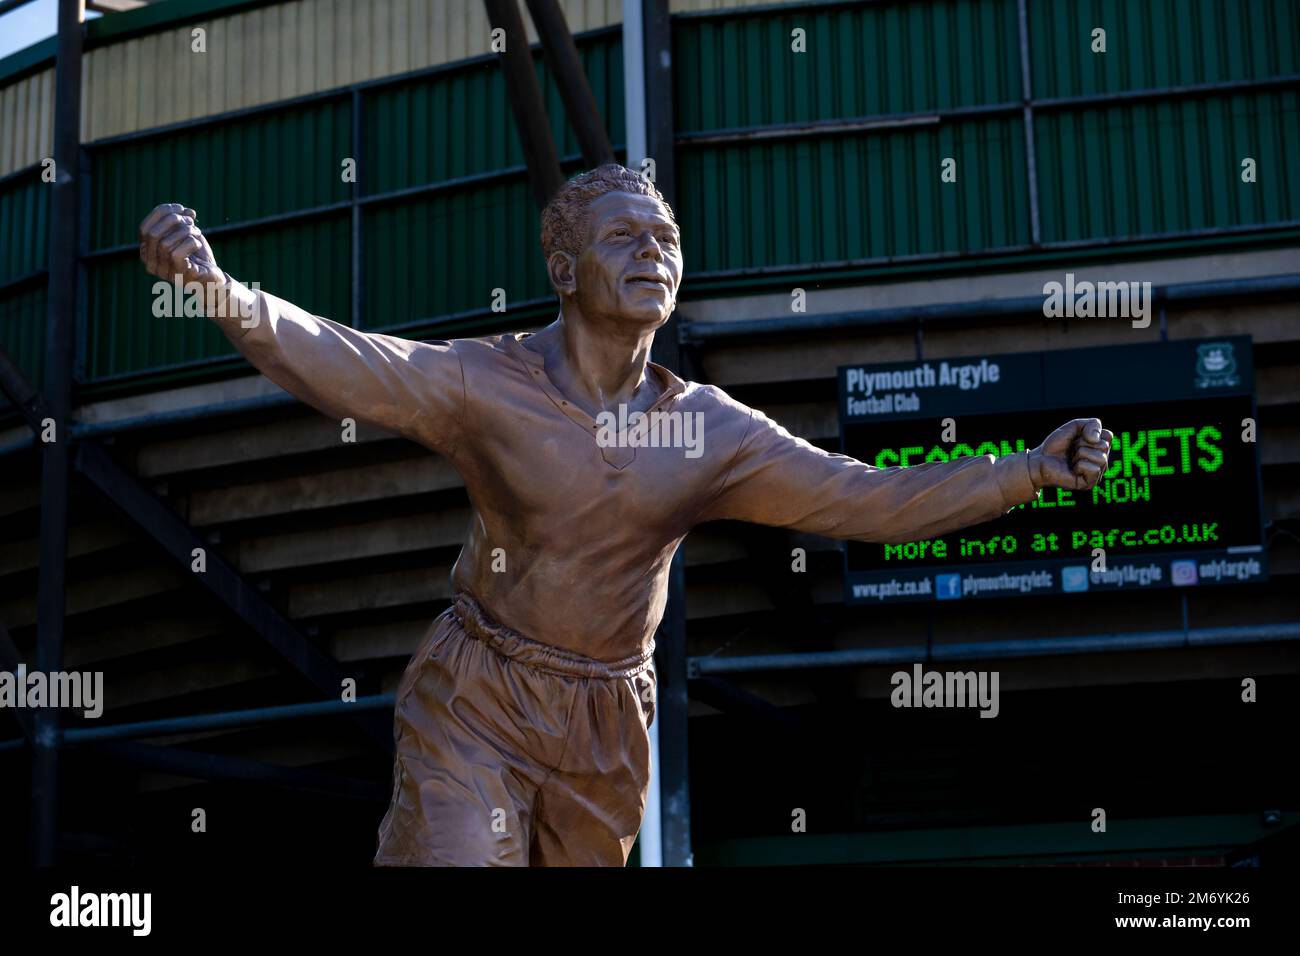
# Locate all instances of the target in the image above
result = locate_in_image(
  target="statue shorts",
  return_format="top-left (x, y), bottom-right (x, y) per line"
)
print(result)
top-left (373, 592), bottom-right (657, 866)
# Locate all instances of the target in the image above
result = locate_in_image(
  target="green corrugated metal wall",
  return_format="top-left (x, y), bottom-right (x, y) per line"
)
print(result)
top-left (0, 168), bottom-right (48, 401)
top-left (90, 98), bottom-right (353, 249)
top-left (673, 0), bottom-right (1021, 131)
top-left (362, 35), bottom-right (622, 331)
top-left (674, 0), bottom-right (1025, 272)
top-left (86, 215), bottom-right (352, 380)
top-left (0, 285), bottom-right (46, 397)
top-left (678, 117), bottom-right (1030, 271)
top-left (1036, 90), bottom-right (1300, 242)
top-left (72, 29), bottom-right (622, 379)
top-left (0, 170), bottom-right (48, 280)
top-left (0, 1), bottom-right (1296, 393)
top-left (365, 182), bottom-right (545, 328)
top-left (364, 38), bottom-right (623, 194)
top-left (84, 97), bottom-right (354, 379)
top-left (673, 0), bottom-right (1300, 274)
top-left (1030, 0), bottom-right (1299, 98)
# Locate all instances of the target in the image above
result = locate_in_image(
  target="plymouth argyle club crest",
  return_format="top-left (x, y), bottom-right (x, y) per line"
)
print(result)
top-left (1195, 342), bottom-right (1240, 389)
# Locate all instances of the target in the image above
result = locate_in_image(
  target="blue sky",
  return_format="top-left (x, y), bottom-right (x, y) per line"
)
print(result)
top-left (0, 0), bottom-right (103, 61)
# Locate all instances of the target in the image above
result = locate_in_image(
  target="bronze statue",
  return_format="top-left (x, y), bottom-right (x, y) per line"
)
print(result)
top-left (138, 165), bottom-right (1113, 866)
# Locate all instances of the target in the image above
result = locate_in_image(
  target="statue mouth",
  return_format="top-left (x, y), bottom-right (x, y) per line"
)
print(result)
top-left (625, 273), bottom-right (670, 289)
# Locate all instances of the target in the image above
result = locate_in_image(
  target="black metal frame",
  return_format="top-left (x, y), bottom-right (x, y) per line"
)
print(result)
top-left (0, 342), bottom-right (397, 853)
top-left (690, 623), bottom-right (1300, 677)
top-left (29, 0), bottom-right (82, 869)
top-left (484, 0), bottom-right (565, 207)
top-left (526, 0), bottom-right (615, 168)
top-left (679, 271), bottom-right (1300, 342)
top-left (0, 693), bottom-right (395, 750)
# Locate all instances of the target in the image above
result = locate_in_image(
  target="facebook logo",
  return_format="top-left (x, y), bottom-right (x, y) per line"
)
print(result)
top-left (935, 573), bottom-right (962, 600)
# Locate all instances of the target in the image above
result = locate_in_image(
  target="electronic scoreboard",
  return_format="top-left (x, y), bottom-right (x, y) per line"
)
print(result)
top-left (838, 337), bottom-right (1266, 604)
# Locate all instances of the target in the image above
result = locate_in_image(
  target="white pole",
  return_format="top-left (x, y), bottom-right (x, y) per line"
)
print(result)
top-left (641, 704), bottom-right (663, 867)
top-left (623, 0), bottom-right (648, 172)
top-left (622, 0), bottom-right (662, 869)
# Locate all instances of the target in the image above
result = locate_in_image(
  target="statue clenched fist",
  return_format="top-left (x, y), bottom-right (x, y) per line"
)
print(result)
top-left (1028, 417), bottom-right (1114, 493)
top-left (138, 203), bottom-right (223, 288)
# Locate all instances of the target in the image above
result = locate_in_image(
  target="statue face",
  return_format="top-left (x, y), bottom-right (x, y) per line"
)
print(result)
top-left (571, 191), bottom-right (682, 328)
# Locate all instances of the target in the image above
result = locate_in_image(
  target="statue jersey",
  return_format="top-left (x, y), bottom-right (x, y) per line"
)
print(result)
top-left (214, 278), bottom-right (1039, 663)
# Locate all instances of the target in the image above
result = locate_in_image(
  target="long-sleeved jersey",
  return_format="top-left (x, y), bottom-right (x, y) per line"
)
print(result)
top-left (213, 277), bottom-right (1040, 661)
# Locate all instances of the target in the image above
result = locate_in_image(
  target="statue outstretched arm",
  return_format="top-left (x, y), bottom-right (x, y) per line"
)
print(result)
top-left (138, 203), bottom-right (466, 456)
top-left (695, 405), bottom-right (1041, 543)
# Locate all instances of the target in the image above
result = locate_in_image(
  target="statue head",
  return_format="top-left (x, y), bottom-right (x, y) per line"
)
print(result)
top-left (541, 164), bottom-right (682, 329)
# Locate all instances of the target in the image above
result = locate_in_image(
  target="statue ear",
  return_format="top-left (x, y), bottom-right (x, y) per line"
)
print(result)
top-left (547, 251), bottom-right (577, 296)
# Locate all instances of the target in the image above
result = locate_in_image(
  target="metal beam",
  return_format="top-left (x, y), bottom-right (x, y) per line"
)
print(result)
top-left (688, 675), bottom-right (800, 732)
top-left (680, 272), bottom-right (1300, 342)
top-left (72, 441), bottom-right (393, 754)
top-left (641, 0), bottom-right (676, 206)
top-left (0, 623), bottom-right (36, 744)
top-left (0, 344), bottom-right (47, 428)
top-left (677, 112), bottom-right (949, 146)
top-left (1031, 72), bottom-right (1300, 112)
top-left (83, 147), bottom-right (620, 261)
top-left (662, 68), bottom-right (1300, 153)
top-left (0, 268), bottom-right (47, 298)
top-left (525, 0), bottom-right (614, 167)
top-left (699, 812), bottom-right (1294, 867)
top-left (691, 621), bottom-right (1300, 676)
top-left (350, 87), bottom-right (364, 329)
top-left (66, 694), bottom-right (393, 746)
top-left (93, 741), bottom-right (387, 802)
top-left (1016, 0), bottom-right (1041, 245)
top-left (31, 0), bottom-right (85, 869)
top-left (681, 218), bottom-right (1300, 286)
top-left (69, 391), bottom-right (300, 438)
top-left (1, 346), bottom-right (392, 755)
top-left (483, 0), bottom-right (564, 208)
top-left (729, 523), bottom-right (856, 716)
